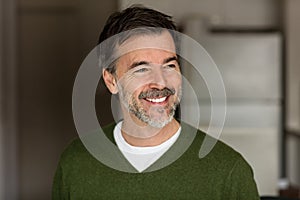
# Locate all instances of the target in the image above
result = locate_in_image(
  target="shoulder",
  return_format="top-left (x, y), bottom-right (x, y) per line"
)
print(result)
top-left (58, 123), bottom-right (116, 168)
top-left (181, 121), bottom-right (251, 170)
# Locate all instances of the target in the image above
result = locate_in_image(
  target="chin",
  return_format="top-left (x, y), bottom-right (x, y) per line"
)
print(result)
top-left (140, 108), bottom-right (175, 129)
top-left (146, 118), bottom-right (173, 129)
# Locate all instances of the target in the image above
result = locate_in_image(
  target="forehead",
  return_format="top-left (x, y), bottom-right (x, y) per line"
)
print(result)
top-left (116, 30), bottom-right (176, 58)
top-left (117, 48), bottom-right (177, 67)
top-left (114, 31), bottom-right (177, 75)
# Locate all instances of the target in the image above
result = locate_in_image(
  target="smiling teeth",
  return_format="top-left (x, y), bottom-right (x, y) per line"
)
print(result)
top-left (146, 97), bottom-right (167, 103)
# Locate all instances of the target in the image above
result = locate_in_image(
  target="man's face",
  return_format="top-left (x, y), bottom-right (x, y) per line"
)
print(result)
top-left (114, 31), bottom-right (182, 128)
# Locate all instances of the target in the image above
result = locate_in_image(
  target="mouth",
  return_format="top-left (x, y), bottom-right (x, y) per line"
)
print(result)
top-left (144, 96), bottom-right (169, 104)
top-left (137, 88), bottom-right (176, 108)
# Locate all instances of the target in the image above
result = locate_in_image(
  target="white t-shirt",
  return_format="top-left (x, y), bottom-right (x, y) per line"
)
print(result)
top-left (113, 121), bottom-right (181, 172)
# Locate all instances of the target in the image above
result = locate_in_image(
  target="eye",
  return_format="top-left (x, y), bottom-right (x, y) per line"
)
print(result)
top-left (167, 64), bottom-right (176, 68)
top-left (164, 63), bottom-right (177, 69)
top-left (134, 67), bottom-right (149, 73)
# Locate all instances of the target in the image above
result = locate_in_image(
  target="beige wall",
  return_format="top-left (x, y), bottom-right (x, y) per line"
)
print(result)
top-left (18, 0), bottom-right (117, 199)
top-left (285, 0), bottom-right (300, 186)
top-left (285, 0), bottom-right (300, 131)
top-left (119, 0), bottom-right (280, 28)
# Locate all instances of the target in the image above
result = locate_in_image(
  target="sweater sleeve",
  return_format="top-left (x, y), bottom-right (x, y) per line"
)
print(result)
top-left (52, 163), bottom-right (69, 200)
top-left (223, 157), bottom-right (260, 200)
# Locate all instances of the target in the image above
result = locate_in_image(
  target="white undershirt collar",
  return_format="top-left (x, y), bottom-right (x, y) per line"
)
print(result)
top-left (114, 121), bottom-right (181, 172)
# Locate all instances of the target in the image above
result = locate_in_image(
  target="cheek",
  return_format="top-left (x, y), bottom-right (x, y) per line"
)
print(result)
top-left (121, 85), bottom-right (143, 102)
top-left (169, 74), bottom-right (182, 91)
top-left (120, 79), bottom-right (150, 98)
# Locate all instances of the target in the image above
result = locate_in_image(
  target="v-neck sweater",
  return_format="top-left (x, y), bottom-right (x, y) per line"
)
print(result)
top-left (52, 122), bottom-right (260, 200)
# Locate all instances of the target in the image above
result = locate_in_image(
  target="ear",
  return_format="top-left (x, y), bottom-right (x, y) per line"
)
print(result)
top-left (102, 69), bottom-right (119, 94)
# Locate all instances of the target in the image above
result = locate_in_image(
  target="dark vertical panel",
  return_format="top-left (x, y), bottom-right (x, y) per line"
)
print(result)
top-left (19, 10), bottom-right (81, 199)
top-left (18, 1), bottom-right (118, 199)
top-left (1, 0), bottom-right (19, 199)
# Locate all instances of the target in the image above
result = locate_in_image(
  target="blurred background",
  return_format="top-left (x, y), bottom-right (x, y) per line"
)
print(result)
top-left (0, 0), bottom-right (300, 199)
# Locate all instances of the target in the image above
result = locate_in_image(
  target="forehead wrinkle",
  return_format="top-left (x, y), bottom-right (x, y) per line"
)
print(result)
top-left (129, 49), bottom-right (176, 65)
top-left (116, 31), bottom-right (176, 59)
top-left (115, 48), bottom-right (177, 79)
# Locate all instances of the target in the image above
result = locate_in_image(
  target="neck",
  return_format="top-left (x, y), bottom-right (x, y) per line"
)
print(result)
top-left (121, 118), bottom-right (180, 147)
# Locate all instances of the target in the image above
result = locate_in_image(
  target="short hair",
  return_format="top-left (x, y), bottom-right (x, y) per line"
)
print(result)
top-left (98, 5), bottom-right (178, 74)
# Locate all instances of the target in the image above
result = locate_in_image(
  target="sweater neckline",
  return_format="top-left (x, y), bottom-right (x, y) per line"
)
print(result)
top-left (104, 120), bottom-right (199, 173)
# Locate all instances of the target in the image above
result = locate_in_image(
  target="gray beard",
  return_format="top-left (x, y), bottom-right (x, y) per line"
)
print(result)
top-left (128, 97), bottom-right (176, 128)
top-left (118, 85), bottom-right (181, 128)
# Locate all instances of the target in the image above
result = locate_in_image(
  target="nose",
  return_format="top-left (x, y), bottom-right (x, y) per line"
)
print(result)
top-left (148, 67), bottom-right (167, 89)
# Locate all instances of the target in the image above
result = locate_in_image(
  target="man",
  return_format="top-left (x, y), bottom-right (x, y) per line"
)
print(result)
top-left (53, 6), bottom-right (260, 199)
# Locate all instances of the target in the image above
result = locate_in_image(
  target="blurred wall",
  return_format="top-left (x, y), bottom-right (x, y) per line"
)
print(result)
top-left (285, 0), bottom-right (300, 131)
top-left (119, 0), bottom-right (280, 28)
top-left (285, 0), bottom-right (300, 186)
top-left (0, 0), bottom-right (4, 196)
top-left (0, 0), bottom-right (4, 197)
top-left (1, 0), bottom-right (18, 199)
top-left (17, 0), bottom-right (117, 199)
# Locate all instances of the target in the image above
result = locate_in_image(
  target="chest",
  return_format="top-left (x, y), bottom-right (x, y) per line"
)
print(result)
top-left (66, 161), bottom-right (226, 200)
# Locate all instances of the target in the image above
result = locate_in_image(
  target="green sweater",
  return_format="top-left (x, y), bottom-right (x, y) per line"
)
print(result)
top-left (52, 122), bottom-right (260, 200)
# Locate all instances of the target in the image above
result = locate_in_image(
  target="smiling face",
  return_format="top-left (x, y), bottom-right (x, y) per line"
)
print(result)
top-left (116, 49), bottom-right (182, 128)
top-left (103, 31), bottom-right (182, 128)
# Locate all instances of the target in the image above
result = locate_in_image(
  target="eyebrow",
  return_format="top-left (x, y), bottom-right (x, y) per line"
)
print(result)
top-left (163, 56), bottom-right (178, 64)
top-left (128, 61), bottom-right (150, 70)
top-left (128, 56), bottom-right (178, 70)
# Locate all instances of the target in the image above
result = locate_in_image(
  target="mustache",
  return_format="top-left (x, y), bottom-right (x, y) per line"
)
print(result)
top-left (138, 88), bottom-right (175, 99)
